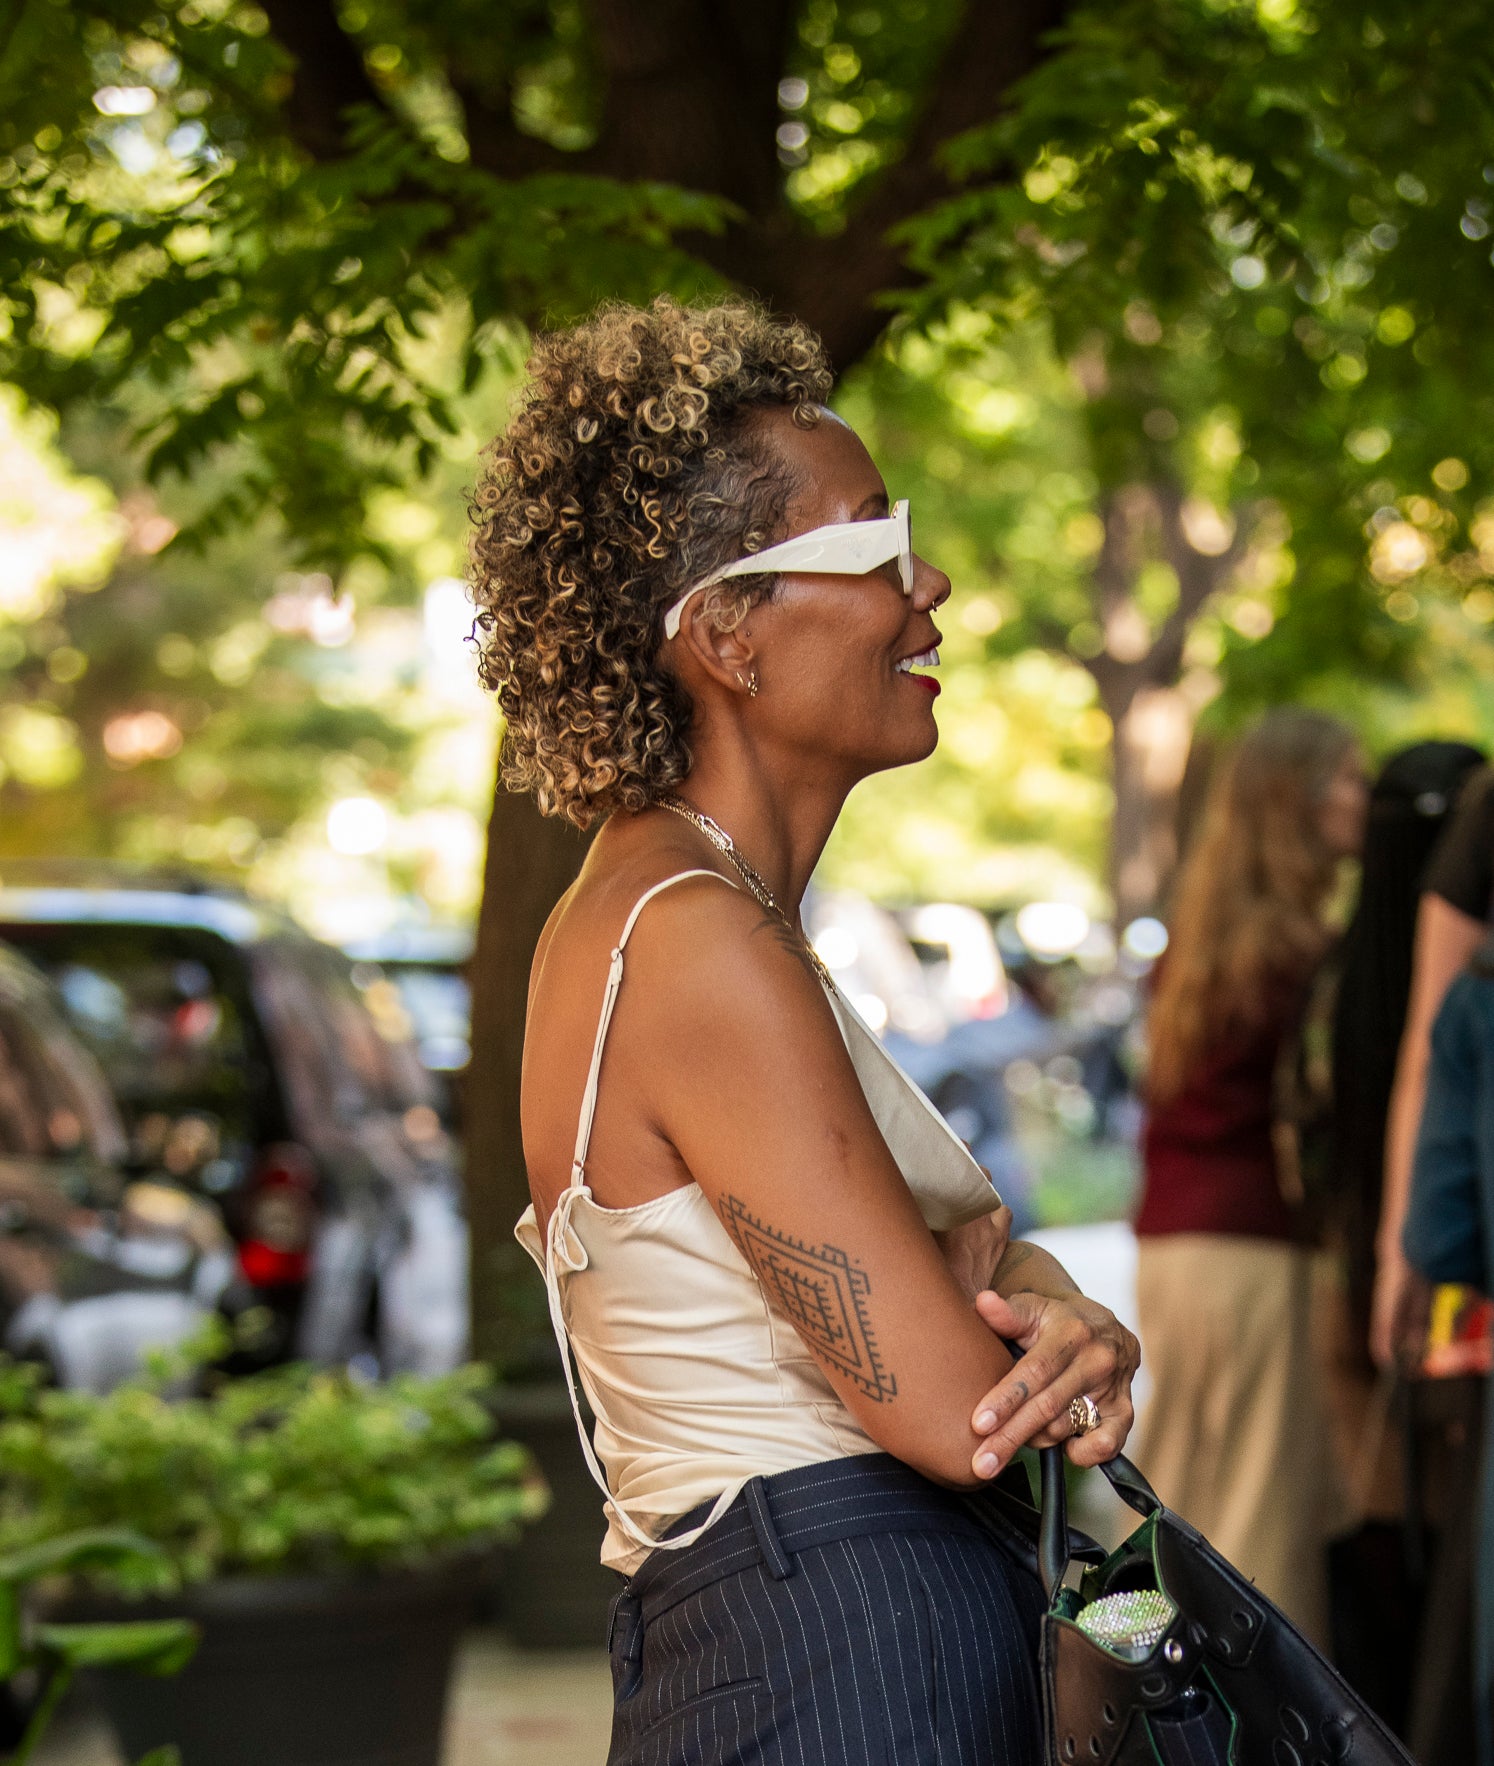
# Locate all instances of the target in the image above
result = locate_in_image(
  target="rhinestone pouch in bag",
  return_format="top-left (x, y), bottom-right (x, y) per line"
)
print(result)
top-left (1034, 1449), bottom-right (1416, 1766)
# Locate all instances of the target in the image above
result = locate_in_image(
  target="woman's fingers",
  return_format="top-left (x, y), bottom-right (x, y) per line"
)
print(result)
top-left (970, 1338), bottom-right (1121, 1474)
top-left (967, 1288), bottom-right (1140, 1479)
top-left (1065, 1388), bottom-right (1135, 1468)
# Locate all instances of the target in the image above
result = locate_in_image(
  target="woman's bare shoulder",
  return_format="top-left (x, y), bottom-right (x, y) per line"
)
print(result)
top-left (527, 828), bottom-right (747, 997)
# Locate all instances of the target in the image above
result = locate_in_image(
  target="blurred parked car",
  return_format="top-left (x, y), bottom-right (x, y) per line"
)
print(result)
top-left (341, 923), bottom-right (473, 1129)
top-left (804, 888), bottom-right (949, 1041)
top-left (779, 886), bottom-right (1141, 1231)
top-left (0, 940), bottom-right (234, 1389)
top-left (0, 883), bottom-right (468, 1375)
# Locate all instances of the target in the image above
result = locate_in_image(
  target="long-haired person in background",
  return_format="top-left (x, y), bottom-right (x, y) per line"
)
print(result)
top-left (1346, 749), bottom-right (1494, 1764)
top-left (469, 298), bottom-right (1139, 1765)
top-left (1326, 741), bottom-right (1486, 1756)
top-left (1132, 709), bottom-right (1368, 1642)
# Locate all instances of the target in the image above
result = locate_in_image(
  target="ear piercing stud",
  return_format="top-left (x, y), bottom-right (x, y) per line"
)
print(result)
top-left (737, 670), bottom-right (759, 698)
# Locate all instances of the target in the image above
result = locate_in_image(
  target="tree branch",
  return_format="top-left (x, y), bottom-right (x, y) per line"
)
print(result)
top-left (447, 67), bottom-right (576, 178)
top-left (1144, 490), bottom-right (1254, 675)
top-left (755, 0), bottom-right (1076, 366)
top-left (258, 0), bottom-right (400, 160)
top-left (583, 0), bottom-right (795, 208)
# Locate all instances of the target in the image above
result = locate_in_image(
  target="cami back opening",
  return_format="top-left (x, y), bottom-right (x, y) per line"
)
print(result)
top-left (514, 869), bottom-right (1002, 1575)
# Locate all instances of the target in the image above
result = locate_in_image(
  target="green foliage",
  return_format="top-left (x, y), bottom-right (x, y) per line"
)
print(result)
top-left (0, 1355), bottom-right (549, 1594)
top-left (903, 0), bottom-right (1494, 722)
top-left (0, 0), bottom-right (727, 569)
top-left (8, 0), bottom-right (1494, 913)
top-left (0, 1520), bottom-right (196, 1765)
top-left (0, 385), bottom-right (505, 919)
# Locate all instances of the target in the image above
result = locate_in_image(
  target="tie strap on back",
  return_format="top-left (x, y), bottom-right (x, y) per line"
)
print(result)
top-left (567, 869), bottom-right (733, 1190)
top-left (542, 867), bottom-right (742, 1558)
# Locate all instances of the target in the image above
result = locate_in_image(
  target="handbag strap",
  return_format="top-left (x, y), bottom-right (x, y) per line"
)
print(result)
top-left (1037, 1447), bottom-right (1163, 1605)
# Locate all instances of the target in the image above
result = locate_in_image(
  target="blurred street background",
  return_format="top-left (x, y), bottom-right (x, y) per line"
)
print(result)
top-left (2, 0), bottom-right (1494, 1760)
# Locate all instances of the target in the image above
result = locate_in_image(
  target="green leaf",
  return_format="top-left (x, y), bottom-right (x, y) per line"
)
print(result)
top-left (33, 1619), bottom-right (200, 1676)
top-left (0, 1530), bottom-right (169, 1585)
top-left (0, 1581), bottom-right (21, 1679)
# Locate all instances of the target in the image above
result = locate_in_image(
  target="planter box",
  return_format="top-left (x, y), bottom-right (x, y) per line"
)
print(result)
top-left (72, 1561), bottom-right (486, 1766)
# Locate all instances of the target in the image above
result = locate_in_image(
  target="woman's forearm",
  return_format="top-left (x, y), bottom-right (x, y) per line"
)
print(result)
top-left (990, 1238), bottom-right (1081, 1301)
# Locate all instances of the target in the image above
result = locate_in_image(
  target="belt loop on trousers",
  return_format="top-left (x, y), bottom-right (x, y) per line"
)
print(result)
top-left (608, 1586), bottom-right (644, 1663)
top-left (743, 1475), bottom-right (795, 1580)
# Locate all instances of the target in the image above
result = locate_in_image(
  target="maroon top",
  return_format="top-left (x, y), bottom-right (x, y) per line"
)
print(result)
top-left (1135, 973), bottom-right (1305, 1243)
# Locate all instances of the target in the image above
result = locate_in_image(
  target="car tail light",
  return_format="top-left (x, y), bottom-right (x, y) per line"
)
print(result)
top-left (238, 1143), bottom-right (318, 1288)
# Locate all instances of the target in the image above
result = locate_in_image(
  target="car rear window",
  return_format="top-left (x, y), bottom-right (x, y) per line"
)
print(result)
top-left (0, 923), bottom-right (273, 1179)
top-left (250, 939), bottom-right (434, 1127)
top-left (0, 958), bottom-right (125, 1162)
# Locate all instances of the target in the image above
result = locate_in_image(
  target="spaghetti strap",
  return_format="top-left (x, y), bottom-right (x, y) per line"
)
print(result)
top-left (542, 866), bottom-right (743, 1557)
top-left (568, 868), bottom-right (739, 1187)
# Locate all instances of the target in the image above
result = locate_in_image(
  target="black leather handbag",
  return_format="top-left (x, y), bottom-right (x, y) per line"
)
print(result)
top-left (1035, 1447), bottom-right (1417, 1766)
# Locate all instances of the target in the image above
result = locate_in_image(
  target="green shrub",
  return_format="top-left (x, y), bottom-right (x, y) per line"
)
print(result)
top-left (0, 1355), bottom-right (548, 1596)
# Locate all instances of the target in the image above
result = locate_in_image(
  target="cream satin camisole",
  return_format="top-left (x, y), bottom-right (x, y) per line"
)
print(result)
top-left (515, 869), bottom-right (1002, 1575)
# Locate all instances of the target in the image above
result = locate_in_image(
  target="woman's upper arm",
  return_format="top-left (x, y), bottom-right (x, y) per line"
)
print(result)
top-left (1383, 892), bottom-right (1488, 1240)
top-left (1404, 893), bottom-right (1487, 1054)
top-left (637, 887), bottom-right (1013, 1486)
top-left (1405, 984), bottom-right (1489, 1289)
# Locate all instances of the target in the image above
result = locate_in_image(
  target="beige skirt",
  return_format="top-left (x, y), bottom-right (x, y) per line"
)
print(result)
top-left (1131, 1233), bottom-right (1337, 1646)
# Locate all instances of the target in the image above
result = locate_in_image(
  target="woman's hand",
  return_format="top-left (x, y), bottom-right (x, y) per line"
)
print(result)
top-left (966, 1285), bottom-right (1140, 1475)
top-left (1370, 1241), bottom-right (1431, 1372)
top-left (933, 1204), bottom-right (1013, 1303)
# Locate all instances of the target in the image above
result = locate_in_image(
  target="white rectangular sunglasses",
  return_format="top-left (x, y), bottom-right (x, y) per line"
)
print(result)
top-left (663, 500), bottom-right (911, 641)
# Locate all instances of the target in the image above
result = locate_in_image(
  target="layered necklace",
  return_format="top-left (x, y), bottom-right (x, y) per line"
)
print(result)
top-left (657, 795), bottom-right (833, 989)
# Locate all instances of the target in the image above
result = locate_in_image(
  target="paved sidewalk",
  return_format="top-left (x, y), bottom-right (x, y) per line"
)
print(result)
top-left (36, 1630), bottom-right (615, 1766)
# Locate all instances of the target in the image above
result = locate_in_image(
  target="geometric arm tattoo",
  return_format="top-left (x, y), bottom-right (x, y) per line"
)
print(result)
top-left (720, 1195), bottom-right (898, 1403)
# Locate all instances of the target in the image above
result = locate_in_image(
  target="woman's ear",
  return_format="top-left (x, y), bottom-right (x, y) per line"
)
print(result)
top-left (674, 599), bottom-right (758, 697)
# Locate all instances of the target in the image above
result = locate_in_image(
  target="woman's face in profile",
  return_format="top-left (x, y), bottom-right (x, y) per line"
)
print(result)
top-left (737, 406), bottom-right (952, 779)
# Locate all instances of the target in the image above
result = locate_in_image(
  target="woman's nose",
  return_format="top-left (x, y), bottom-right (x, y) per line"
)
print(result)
top-left (912, 555), bottom-right (951, 611)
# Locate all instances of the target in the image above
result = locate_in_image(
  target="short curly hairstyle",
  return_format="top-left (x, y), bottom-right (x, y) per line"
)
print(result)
top-left (468, 296), bottom-right (833, 827)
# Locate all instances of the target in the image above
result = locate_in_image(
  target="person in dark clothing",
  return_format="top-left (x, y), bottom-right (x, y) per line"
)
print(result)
top-left (1335, 743), bottom-right (1487, 1345)
top-left (1377, 764), bottom-right (1494, 1365)
top-left (1324, 741), bottom-right (1486, 1754)
top-left (1404, 934), bottom-right (1494, 1766)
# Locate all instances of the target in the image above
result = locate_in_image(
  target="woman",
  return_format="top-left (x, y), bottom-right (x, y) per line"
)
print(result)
top-left (1325, 742), bottom-right (1485, 1752)
top-left (1132, 709), bottom-right (1368, 1643)
top-left (1404, 926), bottom-right (1494, 1766)
top-left (1357, 749), bottom-right (1493, 1763)
top-left (1335, 743), bottom-right (1486, 1349)
top-left (1374, 763), bottom-right (1494, 1368)
top-left (468, 297), bottom-right (1139, 1764)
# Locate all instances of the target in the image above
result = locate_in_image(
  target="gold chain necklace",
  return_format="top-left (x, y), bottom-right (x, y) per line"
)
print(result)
top-left (657, 795), bottom-right (833, 989)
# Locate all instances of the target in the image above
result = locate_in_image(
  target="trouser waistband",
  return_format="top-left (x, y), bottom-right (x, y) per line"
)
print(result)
top-left (616, 1452), bottom-right (1039, 1636)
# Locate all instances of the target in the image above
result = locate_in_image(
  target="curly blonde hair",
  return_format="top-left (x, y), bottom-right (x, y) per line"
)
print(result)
top-left (468, 297), bottom-right (833, 827)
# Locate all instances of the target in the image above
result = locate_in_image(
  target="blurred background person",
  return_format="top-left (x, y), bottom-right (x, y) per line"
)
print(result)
top-left (1376, 763), bottom-right (1494, 1366)
top-left (1403, 923), bottom-right (1494, 1766)
top-left (1360, 756), bottom-right (1494, 1761)
top-left (1131, 708), bottom-right (1368, 1642)
top-left (1323, 740), bottom-right (1486, 1754)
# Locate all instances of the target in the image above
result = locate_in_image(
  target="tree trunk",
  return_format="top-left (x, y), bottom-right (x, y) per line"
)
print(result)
top-left (1106, 682), bottom-right (1195, 929)
top-left (465, 777), bottom-right (592, 1368)
top-left (1082, 482), bottom-right (1247, 927)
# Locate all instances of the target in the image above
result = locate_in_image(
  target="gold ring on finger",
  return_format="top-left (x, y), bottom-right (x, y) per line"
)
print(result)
top-left (1068, 1394), bottom-right (1101, 1437)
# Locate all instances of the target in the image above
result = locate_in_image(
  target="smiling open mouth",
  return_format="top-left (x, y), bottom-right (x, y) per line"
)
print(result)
top-left (894, 646), bottom-right (941, 695)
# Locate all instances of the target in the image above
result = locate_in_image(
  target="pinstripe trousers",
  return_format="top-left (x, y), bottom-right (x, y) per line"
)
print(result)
top-left (606, 1454), bottom-right (1046, 1765)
